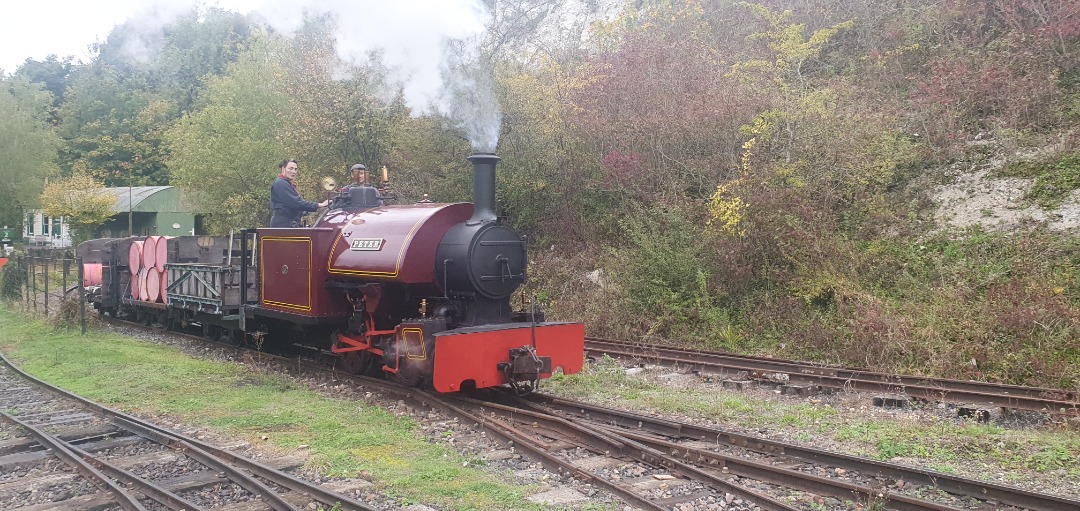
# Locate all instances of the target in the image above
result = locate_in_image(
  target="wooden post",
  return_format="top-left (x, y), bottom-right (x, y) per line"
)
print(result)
top-left (77, 257), bottom-right (86, 334)
top-left (23, 255), bottom-right (29, 308)
top-left (43, 257), bottom-right (49, 315)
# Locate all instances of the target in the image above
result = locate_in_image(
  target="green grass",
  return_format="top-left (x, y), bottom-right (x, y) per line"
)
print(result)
top-left (0, 304), bottom-right (558, 510)
top-left (997, 152), bottom-right (1080, 209)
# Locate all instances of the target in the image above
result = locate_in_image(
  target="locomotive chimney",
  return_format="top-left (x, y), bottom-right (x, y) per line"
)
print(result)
top-left (466, 152), bottom-right (499, 225)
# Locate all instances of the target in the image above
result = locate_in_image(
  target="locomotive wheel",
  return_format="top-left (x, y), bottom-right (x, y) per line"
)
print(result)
top-left (340, 351), bottom-right (378, 375)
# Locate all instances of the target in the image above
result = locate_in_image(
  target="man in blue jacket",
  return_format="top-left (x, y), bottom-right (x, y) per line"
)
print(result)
top-left (270, 159), bottom-right (328, 228)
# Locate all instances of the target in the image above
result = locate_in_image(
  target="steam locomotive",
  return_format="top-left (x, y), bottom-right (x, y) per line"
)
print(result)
top-left (78, 153), bottom-right (584, 393)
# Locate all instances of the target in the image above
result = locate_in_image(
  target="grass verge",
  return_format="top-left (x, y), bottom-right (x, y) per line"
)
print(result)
top-left (0, 304), bottom-right (551, 510)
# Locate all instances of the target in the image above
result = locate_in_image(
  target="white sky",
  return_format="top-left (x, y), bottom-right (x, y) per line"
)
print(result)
top-left (1, 1), bottom-right (253, 73)
top-left (0, 0), bottom-right (488, 109)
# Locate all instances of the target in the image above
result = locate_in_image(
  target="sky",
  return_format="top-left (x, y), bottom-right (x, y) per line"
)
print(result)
top-left (1, 0), bottom-right (489, 110)
top-left (1, 0), bottom-right (255, 73)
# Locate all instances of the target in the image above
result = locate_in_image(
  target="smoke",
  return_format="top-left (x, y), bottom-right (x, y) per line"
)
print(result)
top-left (114, 2), bottom-right (205, 64)
top-left (254, 0), bottom-right (488, 110)
top-left (438, 39), bottom-right (502, 153)
top-left (108, 0), bottom-right (504, 151)
top-left (253, 0), bottom-right (502, 150)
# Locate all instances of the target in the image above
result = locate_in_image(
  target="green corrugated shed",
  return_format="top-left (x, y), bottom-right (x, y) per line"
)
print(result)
top-left (96, 186), bottom-right (203, 238)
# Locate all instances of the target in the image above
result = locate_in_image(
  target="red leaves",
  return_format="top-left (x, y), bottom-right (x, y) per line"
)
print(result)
top-left (600, 150), bottom-right (648, 190)
top-left (907, 0), bottom-right (1074, 145)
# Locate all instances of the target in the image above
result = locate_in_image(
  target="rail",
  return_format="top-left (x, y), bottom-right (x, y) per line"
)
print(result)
top-left (585, 337), bottom-right (1080, 414)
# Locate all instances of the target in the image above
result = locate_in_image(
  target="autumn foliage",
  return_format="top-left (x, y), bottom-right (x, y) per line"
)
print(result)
top-left (5, 0), bottom-right (1080, 388)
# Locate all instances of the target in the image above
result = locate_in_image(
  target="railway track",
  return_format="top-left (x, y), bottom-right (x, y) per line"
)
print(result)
top-left (52, 318), bottom-right (1080, 510)
top-left (584, 337), bottom-right (1080, 415)
top-left (0, 351), bottom-right (377, 511)
top-left (509, 392), bottom-right (1080, 511)
top-left (428, 387), bottom-right (1080, 511)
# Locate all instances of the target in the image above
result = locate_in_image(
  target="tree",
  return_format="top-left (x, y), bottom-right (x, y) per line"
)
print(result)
top-left (278, 18), bottom-right (410, 183)
top-left (40, 173), bottom-right (115, 244)
top-left (165, 33), bottom-right (291, 233)
top-left (168, 17), bottom-right (418, 233)
top-left (0, 77), bottom-right (61, 230)
top-left (728, 2), bottom-right (853, 165)
top-left (13, 54), bottom-right (75, 117)
top-left (144, 7), bottom-right (254, 115)
top-left (57, 7), bottom-right (254, 187)
top-left (58, 64), bottom-right (166, 186)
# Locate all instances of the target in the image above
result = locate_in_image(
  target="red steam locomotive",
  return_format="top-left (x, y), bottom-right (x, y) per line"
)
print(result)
top-left (79, 153), bottom-right (584, 393)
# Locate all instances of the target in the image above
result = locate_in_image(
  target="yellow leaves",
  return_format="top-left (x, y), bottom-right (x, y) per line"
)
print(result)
top-left (733, 2), bottom-right (852, 90)
top-left (136, 99), bottom-right (176, 130)
top-left (773, 163), bottom-right (806, 189)
top-left (589, 0), bottom-right (712, 50)
top-left (706, 180), bottom-right (747, 238)
top-left (739, 111), bottom-right (777, 145)
top-left (40, 173), bottom-right (116, 228)
top-left (865, 43), bottom-right (922, 67)
top-left (741, 137), bottom-right (758, 176)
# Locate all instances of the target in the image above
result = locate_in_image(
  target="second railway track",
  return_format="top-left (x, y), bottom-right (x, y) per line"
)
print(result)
top-left (584, 337), bottom-right (1080, 415)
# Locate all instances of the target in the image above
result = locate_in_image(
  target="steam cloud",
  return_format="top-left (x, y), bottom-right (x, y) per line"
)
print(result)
top-left (438, 40), bottom-right (502, 153)
top-left (115, 0), bottom-right (504, 151)
top-left (253, 0), bottom-right (504, 151)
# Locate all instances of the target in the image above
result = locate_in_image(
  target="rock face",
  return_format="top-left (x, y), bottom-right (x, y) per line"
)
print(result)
top-left (933, 149), bottom-right (1080, 232)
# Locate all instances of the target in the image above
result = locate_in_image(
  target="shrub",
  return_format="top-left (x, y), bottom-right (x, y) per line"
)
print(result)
top-left (600, 204), bottom-right (736, 344)
top-left (49, 295), bottom-right (100, 330)
top-left (1, 254), bottom-right (25, 301)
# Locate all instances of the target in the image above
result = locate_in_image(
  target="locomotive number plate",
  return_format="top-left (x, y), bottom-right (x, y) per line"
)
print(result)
top-left (350, 238), bottom-right (385, 251)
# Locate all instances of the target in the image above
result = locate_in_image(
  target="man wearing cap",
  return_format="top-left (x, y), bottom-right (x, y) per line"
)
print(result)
top-left (348, 163), bottom-right (384, 206)
top-left (350, 163), bottom-right (368, 182)
top-left (270, 159), bottom-right (329, 228)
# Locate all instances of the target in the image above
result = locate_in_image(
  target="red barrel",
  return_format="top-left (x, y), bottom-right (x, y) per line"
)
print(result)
top-left (130, 269), bottom-right (140, 298)
top-left (142, 236), bottom-right (159, 271)
top-left (154, 235), bottom-right (173, 272)
top-left (129, 241), bottom-right (143, 275)
top-left (138, 268), bottom-right (150, 301)
top-left (82, 263), bottom-right (102, 286)
top-left (157, 268), bottom-right (167, 303)
top-left (160, 267), bottom-right (170, 302)
top-left (146, 267), bottom-right (161, 303)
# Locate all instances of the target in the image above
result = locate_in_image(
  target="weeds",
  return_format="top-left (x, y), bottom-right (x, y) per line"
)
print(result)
top-left (998, 152), bottom-right (1080, 209)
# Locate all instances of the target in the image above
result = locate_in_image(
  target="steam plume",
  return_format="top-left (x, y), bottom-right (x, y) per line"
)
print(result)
top-left (439, 38), bottom-right (502, 153)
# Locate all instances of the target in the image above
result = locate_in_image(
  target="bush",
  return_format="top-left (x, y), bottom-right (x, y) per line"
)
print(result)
top-left (1, 254), bottom-right (25, 301)
top-left (49, 294), bottom-right (100, 330)
top-left (599, 204), bottom-right (738, 344)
